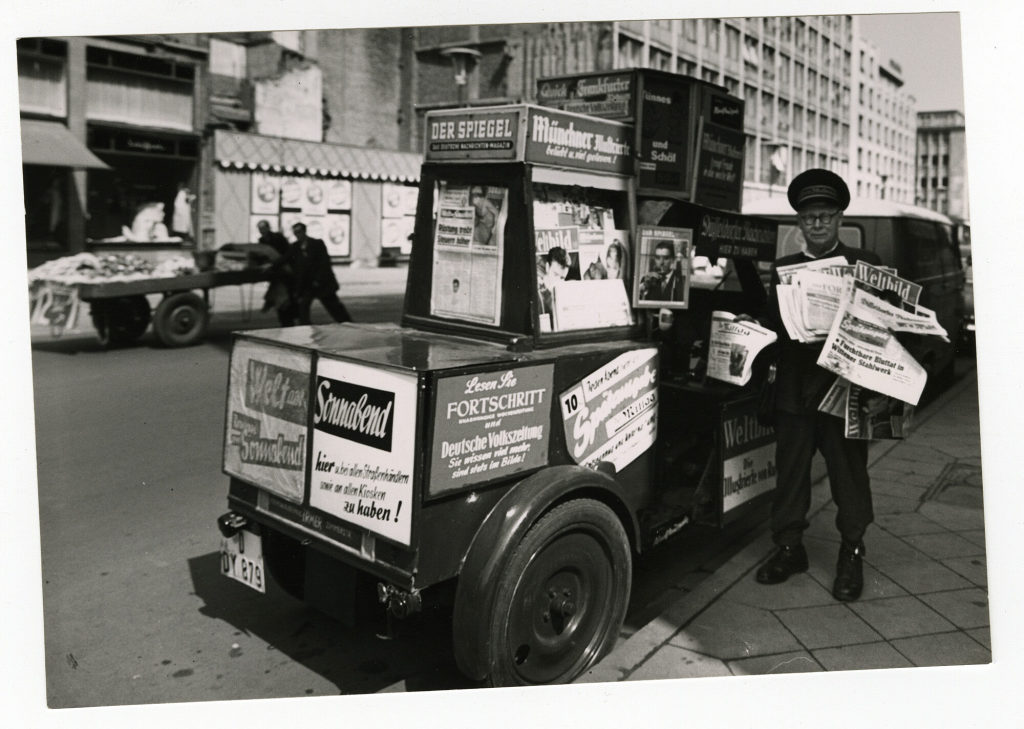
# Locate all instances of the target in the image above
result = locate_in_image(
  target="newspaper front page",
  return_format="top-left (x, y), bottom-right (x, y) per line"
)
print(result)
top-left (707, 311), bottom-right (778, 386)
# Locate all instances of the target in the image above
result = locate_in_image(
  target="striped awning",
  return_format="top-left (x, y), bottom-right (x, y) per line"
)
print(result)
top-left (214, 129), bottom-right (421, 183)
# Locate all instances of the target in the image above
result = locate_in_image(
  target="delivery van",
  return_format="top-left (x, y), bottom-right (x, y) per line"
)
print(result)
top-left (742, 196), bottom-right (967, 381)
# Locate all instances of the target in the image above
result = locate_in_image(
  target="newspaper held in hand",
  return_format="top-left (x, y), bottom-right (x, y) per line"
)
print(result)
top-left (707, 311), bottom-right (778, 386)
top-left (816, 288), bottom-right (929, 405)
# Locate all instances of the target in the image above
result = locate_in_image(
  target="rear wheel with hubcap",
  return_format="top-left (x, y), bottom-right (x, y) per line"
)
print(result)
top-left (485, 499), bottom-right (631, 687)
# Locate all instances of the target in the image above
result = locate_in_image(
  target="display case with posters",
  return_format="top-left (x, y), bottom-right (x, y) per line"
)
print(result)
top-left (217, 90), bottom-right (781, 689)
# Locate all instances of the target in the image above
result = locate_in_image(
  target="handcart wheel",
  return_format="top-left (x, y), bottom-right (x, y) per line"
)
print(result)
top-left (481, 499), bottom-right (631, 687)
top-left (153, 292), bottom-right (209, 347)
top-left (90, 296), bottom-right (151, 348)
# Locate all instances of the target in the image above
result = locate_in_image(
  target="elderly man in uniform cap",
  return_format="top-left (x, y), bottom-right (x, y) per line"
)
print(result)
top-left (754, 168), bottom-right (882, 602)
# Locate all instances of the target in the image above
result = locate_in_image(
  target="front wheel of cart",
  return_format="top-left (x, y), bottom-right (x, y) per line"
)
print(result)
top-left (483, 499), bottom-right (631, 687)
top-left (91, 296), bottom-right (151, 347)
top-left (153, 292), bottom-right (209, 347)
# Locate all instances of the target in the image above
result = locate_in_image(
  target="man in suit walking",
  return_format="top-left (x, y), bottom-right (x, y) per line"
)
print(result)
top-left (277, 222), bottom-right (352, 326)
top-left (754, 169), bottom-right (881, 602)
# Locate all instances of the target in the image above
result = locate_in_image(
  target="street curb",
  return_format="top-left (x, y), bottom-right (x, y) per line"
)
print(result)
top-left (577, 362), bottom-right (978, 684)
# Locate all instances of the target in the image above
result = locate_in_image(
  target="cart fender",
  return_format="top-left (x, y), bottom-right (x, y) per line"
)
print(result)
top-left (452, 464), bottom-right (637, 681)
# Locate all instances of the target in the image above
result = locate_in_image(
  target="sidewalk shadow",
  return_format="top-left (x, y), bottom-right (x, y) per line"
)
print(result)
top-left (187, 551), bottom-right (474, 695)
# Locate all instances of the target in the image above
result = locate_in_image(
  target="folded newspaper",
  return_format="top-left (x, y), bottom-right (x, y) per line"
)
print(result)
top-left (816, 286), bottom-right (945, 406)
top-left (773, 258), bottom-right (946, 407)
top-left (706, 311), bottom-right (778, 386)
top-left (819, 377), bottom-right (915, 439)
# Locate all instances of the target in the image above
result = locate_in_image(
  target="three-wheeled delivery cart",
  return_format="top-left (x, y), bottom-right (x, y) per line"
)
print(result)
top-left (216, 74), bottom-right (781, 686)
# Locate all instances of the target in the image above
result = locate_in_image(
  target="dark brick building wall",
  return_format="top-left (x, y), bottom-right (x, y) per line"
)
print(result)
top-left (318, 28), bottom-right (407, 150)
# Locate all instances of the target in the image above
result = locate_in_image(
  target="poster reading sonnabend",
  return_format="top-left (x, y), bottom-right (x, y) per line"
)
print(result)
top-left (430, 364), bottom-right (554, 495)
top-left (224, 339), bottom-right (312, 504)
top-left (560, 348), bottom-right (659, 471)
top-left (309, 359), bottom-right (418, 546)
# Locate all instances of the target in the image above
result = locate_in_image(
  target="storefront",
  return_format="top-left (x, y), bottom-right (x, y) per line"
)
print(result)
top-left (85, 125), bottom-right (200, 243)
top-left (208, 130), bottom-right (421, 262)
top-left (19, 36), bottom-right (205, 266)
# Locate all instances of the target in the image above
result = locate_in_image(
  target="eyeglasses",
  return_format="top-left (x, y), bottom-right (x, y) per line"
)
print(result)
top-left (798, 211), bottom-right (840, 226)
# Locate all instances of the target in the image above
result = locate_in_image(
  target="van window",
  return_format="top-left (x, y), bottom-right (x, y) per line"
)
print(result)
top-left (903, 220), bottom-right (956, 280)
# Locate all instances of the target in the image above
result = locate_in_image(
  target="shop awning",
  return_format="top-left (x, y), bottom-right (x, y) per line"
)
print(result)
top-left (214, 129), bottom-right (421, 183)
top-left (20, 119), bottom-right (111, 169)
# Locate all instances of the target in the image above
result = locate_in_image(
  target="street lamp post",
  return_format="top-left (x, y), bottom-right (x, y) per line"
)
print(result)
top-left (440, 47), bottom-right (482, 108)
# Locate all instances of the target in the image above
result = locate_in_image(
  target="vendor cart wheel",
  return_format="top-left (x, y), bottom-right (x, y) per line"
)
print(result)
top-left (153, 292), bottom-right (209, 347)
top-left (90, 296), bottom-right (151, 347)
top-left (484, 499), bottom-right (631, 687)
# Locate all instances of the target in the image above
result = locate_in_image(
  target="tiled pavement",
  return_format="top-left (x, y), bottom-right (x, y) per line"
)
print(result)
top-left (580, 365), bottom-right (988, 683)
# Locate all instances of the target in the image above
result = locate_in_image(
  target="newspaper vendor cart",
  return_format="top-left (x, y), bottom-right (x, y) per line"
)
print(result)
top-left (217, 96), bottom-right (779, 687)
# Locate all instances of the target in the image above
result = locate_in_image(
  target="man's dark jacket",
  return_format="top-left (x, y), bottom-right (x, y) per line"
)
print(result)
top-left (278, 237), bottom-right (340, 295)
top-left (764, 242), bottom-right (881, 414)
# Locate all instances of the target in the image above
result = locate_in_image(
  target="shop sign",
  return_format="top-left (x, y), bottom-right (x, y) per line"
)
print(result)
top-left (425, 109), bottom-right (521, 161)
top-left (692, 119), bottom-right (745, 212)
top-left (560, 348), bottom-right (659, 471)
top-left (637, 74), bottom-right (692, 193)
top-left (308, 358), bottom-right (417, 546)
top-left (430, 364), bottom-right (554, 494)
top-left (525, 107), bottom-right (632, 175)
top-left (720, 399), bottom-right (776, 513)
top-left (697, 209), bottom-right (778, 261)
top-left (223, 340), bottom-right (311, 504)
top-left (706, 91), bottom-right (744, 131)
top-left (536, 71), bottom-right (635, 120)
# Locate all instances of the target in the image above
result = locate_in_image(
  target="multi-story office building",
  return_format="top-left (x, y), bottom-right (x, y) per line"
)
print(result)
top-left (849, 36), bottom-right (917, 203)
top-left (916, 110), bottom-right (969, 220)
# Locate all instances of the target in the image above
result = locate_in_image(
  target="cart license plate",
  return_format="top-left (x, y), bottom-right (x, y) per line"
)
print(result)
top-left (220, 530), bottom-right (265, 593)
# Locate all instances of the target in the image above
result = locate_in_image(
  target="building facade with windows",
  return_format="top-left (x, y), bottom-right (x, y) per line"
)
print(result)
top-left (18, 35), bottom-right (206, 267)
top-left (916, 110), bottom-right (968, 220)
top-left (849, 36), bottom-right (917, 203)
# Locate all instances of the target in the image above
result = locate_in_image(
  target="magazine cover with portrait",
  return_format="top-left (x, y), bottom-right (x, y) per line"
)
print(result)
top-left (632, 225), bottom-right (693, 309)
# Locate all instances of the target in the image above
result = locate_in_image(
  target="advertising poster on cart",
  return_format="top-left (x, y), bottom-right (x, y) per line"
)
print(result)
top-left (430, 182), bottom-right (507, 325)
top-left (634, 225), bottom-right (692, 309)
top-left (430, 364), bottom-right (554, 495)
top-left (309, 359), bottom-right (417, 546)
top-left (560, 348), bottom-right (659, 471)
top-left (224, 340), bottom-right (312, 504)
top-left (720, 399), bottom-right (776, 514)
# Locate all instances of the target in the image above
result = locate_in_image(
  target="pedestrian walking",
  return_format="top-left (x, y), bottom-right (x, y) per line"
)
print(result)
top-left (256, 220), bottom-right (293, 322)
top-left (753, 168), bottom-right (881, 602)
top-left (275, 222), bottom-right (352, 326)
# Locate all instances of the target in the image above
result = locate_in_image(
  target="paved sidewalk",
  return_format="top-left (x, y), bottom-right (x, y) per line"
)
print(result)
top-left (579, 364), bottom-right (988, 683)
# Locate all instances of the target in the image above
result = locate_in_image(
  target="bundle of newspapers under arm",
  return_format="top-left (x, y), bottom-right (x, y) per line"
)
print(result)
top-left (775, 258), bottom-right (949, 439)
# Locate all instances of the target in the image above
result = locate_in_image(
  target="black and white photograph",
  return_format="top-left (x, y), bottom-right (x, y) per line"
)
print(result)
top-left (5, 1), bottom-right (1022, 728)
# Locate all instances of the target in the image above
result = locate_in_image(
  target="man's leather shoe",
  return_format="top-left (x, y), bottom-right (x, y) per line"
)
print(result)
top-left (832, 542), bottom-right (865, 601)
top-left (755, 544), bottom-right (809, 584)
